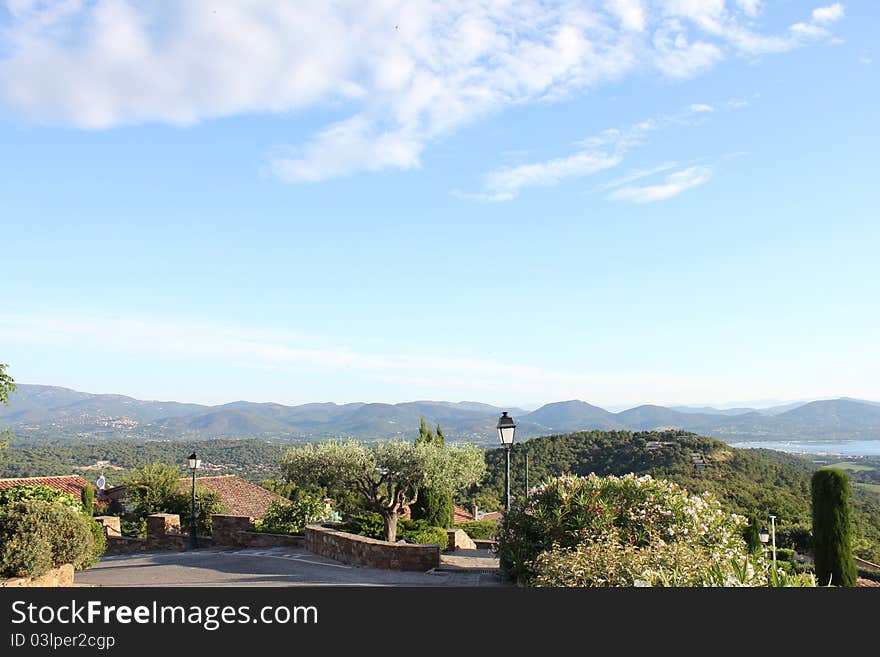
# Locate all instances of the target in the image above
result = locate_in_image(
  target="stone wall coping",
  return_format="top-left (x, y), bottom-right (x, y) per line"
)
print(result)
top-left (308, 524), bottom-right (441, 549)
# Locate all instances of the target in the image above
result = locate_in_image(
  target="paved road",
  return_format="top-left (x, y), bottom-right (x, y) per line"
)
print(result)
top-left (75, 547), bottom-right (507, 587)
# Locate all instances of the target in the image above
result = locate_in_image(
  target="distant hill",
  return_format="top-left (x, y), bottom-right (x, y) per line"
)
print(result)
top-left (3, 384), bottom-right (880, 447)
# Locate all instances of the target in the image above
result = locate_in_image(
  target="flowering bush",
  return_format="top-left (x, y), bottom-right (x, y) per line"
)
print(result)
top-left (255, 496), bottom-right (330, 535)
top-left (496, 473), bottom-right (749, 583)
top-left (531, 535), bottom-right (816, 587)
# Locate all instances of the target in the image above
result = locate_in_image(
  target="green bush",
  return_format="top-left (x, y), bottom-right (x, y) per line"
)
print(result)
top-left (397, 519), bottom-right (448, 549)
top-left (0, 485), bottom-right (79, 510)
top-left (775, 523), bottom-right (812, 552)
top-left (458, 519), bottom-right (498, 540)
top-left (496, 473), bottom-right (749, 583)
top-left (165, 489), bottom-right (224, 534)
top-left (0, 500), bottom-right (97, 579)
top-left (774, 547), bottom-right (795, 562)
top-left (340, 512), bottom-right (385, 540)
top-left (255, 496), bottom-right (329, 535)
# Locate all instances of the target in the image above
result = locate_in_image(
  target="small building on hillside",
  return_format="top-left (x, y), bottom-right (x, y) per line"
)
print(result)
top-left (0, 474), bottom-right (94, 498)
top-left (102, 474), bottom-right (286, 519)
top-left (453, 504), bottom-right (501, 525)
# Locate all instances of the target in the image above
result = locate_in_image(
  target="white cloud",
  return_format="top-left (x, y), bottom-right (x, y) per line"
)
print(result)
top-left (736, 0), bottom-right (763, 18)
top-left (607, 165), bottom-right (712, 203)
top-left (0, 1), bottom-right (845, 182)
top-left (812, 4), bottom-right (845, 25)
top-left (468, 101), bottom-right (735, 201)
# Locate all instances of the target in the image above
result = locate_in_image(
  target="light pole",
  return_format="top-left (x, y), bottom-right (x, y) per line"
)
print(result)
top-left (186, 452), bottom-right (201, 549)
top-left (497, 412), bottom-right (516, 512)
top-left (769, 514), bottom-right (777, 566)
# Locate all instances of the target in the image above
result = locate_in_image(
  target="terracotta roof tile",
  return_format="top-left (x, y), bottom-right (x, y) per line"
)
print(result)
top-left (176, 475), bottom-right (286, 519)
top-left (0, 475), bottom-right (93, 497)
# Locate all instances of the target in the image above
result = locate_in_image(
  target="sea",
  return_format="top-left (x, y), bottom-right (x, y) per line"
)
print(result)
top-left (729, 440), bottom-right (880, 457)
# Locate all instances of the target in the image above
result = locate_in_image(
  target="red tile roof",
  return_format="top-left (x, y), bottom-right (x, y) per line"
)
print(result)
top-left (175, 475), bottom-right (286, 519)
top-left (453, 505), bottom-right (474, 524)
top-left (0, 475), bottom-right (93, 497)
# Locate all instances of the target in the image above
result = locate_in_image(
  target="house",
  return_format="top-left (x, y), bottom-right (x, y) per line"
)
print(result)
top-left (453, 504), bottom-right (502, 525)
top-left (0, 474), bottom-right (94, 498)
top-left (174, 475), bottom-right (286, 519)
top-left (101, 474), bottom-right (286, 519)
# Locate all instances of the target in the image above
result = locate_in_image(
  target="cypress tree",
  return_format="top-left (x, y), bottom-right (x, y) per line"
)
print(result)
top-left (744, 514), bottom-right (762, 554)
top-left (80, 485), bottom-right (95, 516)
top-left (811, 468), bottom-right (857, 587)
top-left (411, 419), bottom-right (454, 528)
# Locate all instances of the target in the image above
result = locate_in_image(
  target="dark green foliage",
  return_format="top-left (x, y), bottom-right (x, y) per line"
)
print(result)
top-left (811, 469), bottom-right (857, 587)
top-left (457, 519), bottom-right (498, 540)
top-left (80, 485), bottom-right (95, 516)
top-left (122, 463), bottom-right (224, 534)
top-left (744, 514), bottom-right (763, 553)
top-left (775, 548), bottom-right (795, 562)
top-left (339, 512), bottom-right (385, 540)
top-left (411, 418), bottom-right (454, 526)
top-left (775, 522), bottom-right (813, 552)
top-left (255, 496), bottom-right (327, 535)
top-left (410, 487), bottom-right (454, 528)
top-left (166, 489), bottom-right (224, 534)
top-left (397, 519), bottom-right (448, 549)
top-left (0, 500), bottom-right (96, 578)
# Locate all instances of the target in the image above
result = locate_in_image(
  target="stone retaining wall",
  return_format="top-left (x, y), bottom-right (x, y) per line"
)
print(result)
top-left (211, 515), bottom-right (302, 549)
top-left (305, 524), bottom-right (440, 571)
top-left (0, 564), bottom-right (74, 588)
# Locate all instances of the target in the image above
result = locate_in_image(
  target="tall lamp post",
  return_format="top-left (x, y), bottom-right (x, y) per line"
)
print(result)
top-left (187, 452), bottom-right (201, 549)
top-left (758, 518), bottom-right (778, 565)
top-left (769, 514), bottom-right (777, 566)
top-left (497, 412), bottom-right (516, 512)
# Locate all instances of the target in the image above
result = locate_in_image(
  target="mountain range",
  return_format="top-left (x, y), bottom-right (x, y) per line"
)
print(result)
top-left (4, 384), bottom-right (880, 447)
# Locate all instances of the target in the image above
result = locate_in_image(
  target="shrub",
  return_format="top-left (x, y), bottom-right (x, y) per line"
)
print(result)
top-left (165, 489), bottom-right (224, 534)
top-left (775, 522), bottom-right (812, 552)
top-left (496, 473), bottom-right (748, 583)
top-left (458, 519), bottom-right (498, 540)
top-left (774, 547), bottom-right (795, 562)
top-left (340, 512), bottom-right (385, 540)
top-left (397, 519), bottom-right (448, 549)
top-left (0, 500), bottom-right (97, 579)
top-left (0, 485), bottom-right (79, 510)
top-left (811, 469), bottom-right (857, 587)
top-left (531, 535), bottom-right (816, 587)
top-left (255, 496), bottom-right (329, 535)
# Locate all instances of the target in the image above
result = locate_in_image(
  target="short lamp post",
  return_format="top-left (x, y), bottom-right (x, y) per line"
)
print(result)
top-left (187, 452), bottom-right (201, 549)
top-left (497, 412), bottom-right (516, 512)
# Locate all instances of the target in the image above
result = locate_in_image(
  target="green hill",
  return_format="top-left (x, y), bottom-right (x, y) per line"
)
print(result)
top-left (479, 429), bottom-right (880, 562)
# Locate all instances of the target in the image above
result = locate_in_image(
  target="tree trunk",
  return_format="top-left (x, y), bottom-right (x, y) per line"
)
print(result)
top-left (382, 511), bottom-right (399, 543)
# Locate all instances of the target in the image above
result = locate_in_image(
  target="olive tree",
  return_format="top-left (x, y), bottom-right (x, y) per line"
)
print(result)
top-left (281, 440), bottom-right (485, 542)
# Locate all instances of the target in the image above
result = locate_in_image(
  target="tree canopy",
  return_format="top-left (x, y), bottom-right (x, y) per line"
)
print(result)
top-left (281, 439), bottom-right (485, 541)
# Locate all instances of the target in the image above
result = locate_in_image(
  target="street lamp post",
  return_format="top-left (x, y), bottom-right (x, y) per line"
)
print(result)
top-left (497, 412), bottom-right (516, 512)
top-left (187, 452), bottom-right (201, 549)
top-left (769, 514), bottom-right (777, 566)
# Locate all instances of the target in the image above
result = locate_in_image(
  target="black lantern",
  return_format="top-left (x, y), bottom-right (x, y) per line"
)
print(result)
top-left (497, 412), bottom-right (516, 512)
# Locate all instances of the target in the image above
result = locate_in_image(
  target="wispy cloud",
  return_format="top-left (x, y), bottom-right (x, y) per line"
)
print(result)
top-left (5, 312), bottom-right (847, 407)
top-left (464, 100), bottom-right (739, 201)
top-left (0, 1), bottom-right (846, 182)
top-left (607, 165), bottom-right (712, 203)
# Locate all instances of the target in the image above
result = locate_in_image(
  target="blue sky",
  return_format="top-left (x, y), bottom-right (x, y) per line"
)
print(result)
top-left (1, 1), bottom-right (877, 409)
